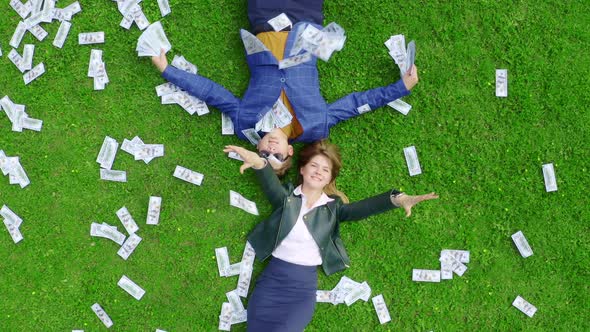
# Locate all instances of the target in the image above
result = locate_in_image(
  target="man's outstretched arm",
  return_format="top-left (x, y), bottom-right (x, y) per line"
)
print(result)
top-left (152, 50), bottom-right (240, 116)
top-left (326, 65), bottom-right (419, 128)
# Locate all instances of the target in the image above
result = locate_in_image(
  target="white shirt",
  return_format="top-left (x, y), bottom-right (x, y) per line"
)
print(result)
top-left (272, 185), bottom-right (334, 266)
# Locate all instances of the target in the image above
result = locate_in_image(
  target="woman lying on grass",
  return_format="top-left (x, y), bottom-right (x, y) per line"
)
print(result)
top-left (224, 140), bottom-right (438, 331)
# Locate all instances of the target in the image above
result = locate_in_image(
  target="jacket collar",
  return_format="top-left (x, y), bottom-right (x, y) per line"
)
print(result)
top-left (293, 185), bottom-right (334, 207)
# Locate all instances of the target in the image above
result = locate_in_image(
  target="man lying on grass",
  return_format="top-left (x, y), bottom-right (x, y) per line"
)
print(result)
top-left (152, 0), bottom-right (418, 176)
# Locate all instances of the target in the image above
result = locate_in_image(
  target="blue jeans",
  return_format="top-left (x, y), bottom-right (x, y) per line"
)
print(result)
top-left (248, 0), bottom-right (325, 33)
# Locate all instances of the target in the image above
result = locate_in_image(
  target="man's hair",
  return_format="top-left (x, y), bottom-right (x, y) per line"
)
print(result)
top-left (273, 156), bottom-right (292, 178)
top-left (297, 140), bottom-right (349, 203)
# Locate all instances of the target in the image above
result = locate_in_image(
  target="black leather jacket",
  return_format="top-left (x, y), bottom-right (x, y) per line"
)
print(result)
top-left (248, 163), bottom-right (400, 275)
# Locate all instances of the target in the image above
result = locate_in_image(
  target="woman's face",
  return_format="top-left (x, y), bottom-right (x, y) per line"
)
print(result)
top-left (300, 154), bottom-right (332, 191)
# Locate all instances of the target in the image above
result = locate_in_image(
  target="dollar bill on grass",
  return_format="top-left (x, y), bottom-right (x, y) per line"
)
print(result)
top-left (118, 275), bottom-right (145, 300)
top-left (372, 294), bottom-right (392, 324)
top-left (10, 21), bottom-right (27, 49)
top-left (79, 32), bottom-right (104, 45)
top-left (117, 233), bottom-right (142, 260)
top-left (22, 44), bottom-right (34, 71)
top-left (542, 163), bottom-right (557, 192)
top-left (218, 302), bottom-right (232, 331)
top-left (157, 0), bottom-right (171, 17)
top-left (387, 98), bottom-right (412, 115)
top-left (96, 136), bottom-right (119, 170)
top-left (215, 247), bottom-right (230, 277)
top-left (10, 0), bottom-right (32, 19)
top-left (90, 222), bottom-right (126, 245)
top-left (403, 146), bottom-right (422, 176)
top-left (3, 217), bottom-right (24, 243)
top-left (23, 63), bottom-right (45, 85)
top-left (100, 169), bottom-right (127, 182)
top-left (116, 206), bottom-right (139, 234)
top-left (236, 264), bottom-right (253, 297)
top-left (512, 295), bottom-right (537, 317)
top-left (412, 269), bottom-right (441, 282)
top-left (173, 165), bottom-right (203, 186)
top-left (511, 230), bottom-right (533, 258)
top-left (439, 253), bottom-right (467, 277)
top-left (496, 69), bottom-right (508, 97)
top-left (230, 190), bottom-right (259, 215)
top-left (91, 303), bottom-right (113, 328)
top-left (53, 21), bottom-right (71, 48)
top-left (226, 290), bottom-right (245, 313)
top-left (8, 49), bottom-right (26, 73)
top-left (221, 113), bottom-right (234, 135)
top-left (146, 196), bottom-right (162, 225)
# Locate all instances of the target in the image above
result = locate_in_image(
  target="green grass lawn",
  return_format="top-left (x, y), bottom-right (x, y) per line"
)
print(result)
top-left (1, 0), bottom-right (589, 331)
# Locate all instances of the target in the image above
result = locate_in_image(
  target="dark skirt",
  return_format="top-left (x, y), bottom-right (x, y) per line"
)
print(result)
top-left (247, 257), bottom-right (318, 332)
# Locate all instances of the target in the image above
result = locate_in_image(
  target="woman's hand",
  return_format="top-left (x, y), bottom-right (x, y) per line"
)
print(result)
top-left (402, 64), bottom-right (419, 90)
top-left (223, 145), bottom-right (266, 174)
top-left (393, 192), bottom-right (439, 217)
top-left (151, 49), bottom-right (168, 73)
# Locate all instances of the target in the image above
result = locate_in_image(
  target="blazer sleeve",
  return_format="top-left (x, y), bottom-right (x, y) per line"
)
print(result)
top-left (253, 162), bottom-right (290, 210)
top-left (162, 66), bottom-right (240, 117)
top-left (326, 79), bottom-right (410, 128)
top-left (338, 190), bottom-right (400, 222)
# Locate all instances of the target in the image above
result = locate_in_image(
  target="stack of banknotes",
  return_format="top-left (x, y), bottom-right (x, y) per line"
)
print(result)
top-left (155, 55), bottom-right (210, 116)
top-left (0, 150), bottom-right (30, 188)
top-left (136, 22), bottom-right (171, 57)
top-left (1, 95), bottom-right (43, 132)
top-left (1, 205), bottom-right (25, 244)
top-left (215, 242), bottom-right (256, 330)
top-left (8, 0), bottom-right (82, 84)
top-left (87, 49), bottom-right (109, 90)
top-left (412, 249), bottom-right (470, 282)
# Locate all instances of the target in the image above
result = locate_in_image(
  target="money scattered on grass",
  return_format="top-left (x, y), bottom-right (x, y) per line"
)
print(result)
top-left (88, 49), bottom-right (109, 90)
top-left (218, 302), bottom-right (232, 331)
top-left (121, 136), bottom-right (165, 164)
top-left (226, 290), bottom-right (245, 313)
top-left (173, 165), bottom-right (204, 186)
top-left (8, 49), bottom-right (27, 73)
top-left (387, 98), bottom-right (412, 115)
top-left (1, 95), bottom-right (43, 132)
top-left (22, 44), bottom-right (34, 70)
top-left (372, 294), bottom-right (392, 324)
top-left (229, 190), bottom-right (259, 215)
top-left (146, 196), bottom-right (162, 225)
top-left (1, 205), bottom-right (24, 244)
top-left (496, 69), bottom-right (508, 97)
top-left (0, 150), bottom-right (30, 188)
top-left (317, 276), bottom-right (371, 306)
top-left (512, 295), bottom-right (537, 317)
top-left (53, 21), bottom-right (71, 48)
top-left (136, 21), bottom-right (171, 57)
top-left (78, 32), bottom-right (104, 45)
top-left (117, 233), bottom-right (142, 260)
top-left (511, 231), bottom-right (533, 258)
top-left (91, 303), bottom-right (113, 328)
top-left (118, 275), bottom-right (145, 300)
top-left (403, 145), bottom-right (422, 176)
top-left (215, 247), bottom-right (231, 277)
top-left (542, 163), bottom-right (557, 192)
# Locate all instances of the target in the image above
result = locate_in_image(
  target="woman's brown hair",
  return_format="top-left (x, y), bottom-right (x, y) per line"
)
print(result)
top-left (297, 140), bottom-right (349, 203)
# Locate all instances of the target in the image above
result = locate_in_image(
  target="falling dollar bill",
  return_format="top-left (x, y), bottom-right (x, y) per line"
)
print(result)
top-left (268, 13), bottom-right (292, 31)
top-left (23, 63), bottom-right (45, 85)
top-left (511, 231), bottom-right (533, 258)
top-left (542, 163), bottom-right (557, 192)
top-left (269, 99), bottom-right (293, 128)
top-left (229, 190), bottom-right (259, 215)
top-left (215, 247), bottom-right (230, 277)
top-left (512, 295), bottom-right (537, 317)
top-left (117, 233), bottom-right (142, 260)
top-left (240, 29), bottom-right (268, 55)
top-left (412, 269), bottom-right (441, 282)
top-left (100, 169), bottom-right (127, 182)
top-left (496, 69), bottom-right (508, 97)
top-left (79, 32), bottom-right (104, 45)
top-left (372, 294), bottom-right (392, 324)
top-left (118, 275), bottom-right (145, 300)
top-left (173, 165), bottom-right (203, 186)
top-left (241, 128), bottom-right (261, 146)
top-left (403, 146), bottom-right (422, 176)
top-left (278, 52), bottom-right (312, 69)
top-left (146, 196), bottom-right (162, 225)
top-left (116, 206), bottom-right (139, 235)
top-left (91, 303), bottom-right (113, 328)
top-left (387, 98), bottom-right (412, 115)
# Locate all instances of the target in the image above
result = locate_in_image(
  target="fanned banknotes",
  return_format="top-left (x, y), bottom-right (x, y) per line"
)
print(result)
top-left (136, 21), bottom-right (171, 57)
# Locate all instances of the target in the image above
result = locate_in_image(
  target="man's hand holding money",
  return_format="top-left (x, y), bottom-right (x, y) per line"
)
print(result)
top-left (152, 49), bottom-right (168, 73)
top-left (402, 64), bottom-right (419, 90)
